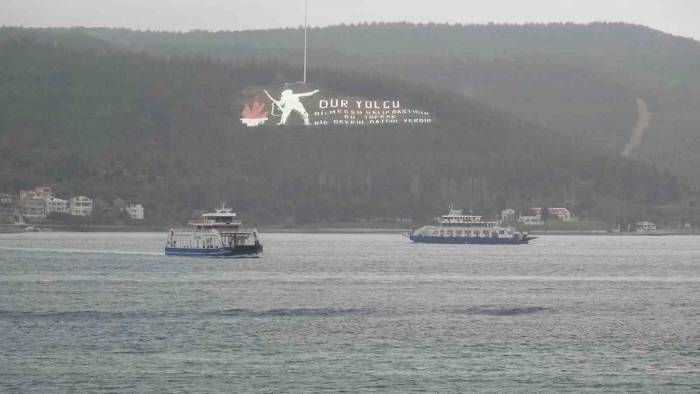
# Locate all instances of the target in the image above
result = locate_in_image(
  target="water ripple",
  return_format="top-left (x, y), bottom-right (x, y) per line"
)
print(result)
top-left (0, 308), bottom-right (377, 321)
top-left (459, 306), bottom-right (549, 316)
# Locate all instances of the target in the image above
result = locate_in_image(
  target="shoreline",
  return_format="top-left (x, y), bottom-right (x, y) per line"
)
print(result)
top-left (2, 224), bottom-right (698, 236)
top-left (0, 224), bottom-right (168, 233)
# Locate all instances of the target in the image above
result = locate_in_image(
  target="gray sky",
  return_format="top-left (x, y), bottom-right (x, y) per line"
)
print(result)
top-left (3, 0), bottom-right (700, 40)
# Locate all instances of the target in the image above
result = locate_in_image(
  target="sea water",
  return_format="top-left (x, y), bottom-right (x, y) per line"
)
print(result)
top-left (0, 232), bottom-right (698, 392)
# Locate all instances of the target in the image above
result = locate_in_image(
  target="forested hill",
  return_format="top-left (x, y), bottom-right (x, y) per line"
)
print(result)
top-left (0, 39), bottom-right (695, 226)
top-left (6, 23), bottom-right (699, 183)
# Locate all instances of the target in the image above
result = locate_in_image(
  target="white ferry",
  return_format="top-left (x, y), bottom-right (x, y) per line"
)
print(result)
top-left (409, 208), bottom-right (535, 245)
top-left (165, 206), bottom-right (263, 257)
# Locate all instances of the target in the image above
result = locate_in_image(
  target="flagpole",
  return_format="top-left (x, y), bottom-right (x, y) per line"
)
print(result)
top-left (303, 0), bottom-right (308, 83)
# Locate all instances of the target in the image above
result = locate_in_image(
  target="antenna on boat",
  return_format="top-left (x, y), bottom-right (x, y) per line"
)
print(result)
top-left (303, 0), bottom-right (308, 83)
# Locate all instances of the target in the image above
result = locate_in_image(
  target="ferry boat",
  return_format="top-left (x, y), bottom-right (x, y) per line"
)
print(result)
top-left (165, 206), bottom-right (263, 257)
top-left (409, 208), bottom-right (535, 245)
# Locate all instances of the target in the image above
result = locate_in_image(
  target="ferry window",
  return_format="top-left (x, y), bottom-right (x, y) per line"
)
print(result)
top-left (499, 230), bottom-right (505, 235)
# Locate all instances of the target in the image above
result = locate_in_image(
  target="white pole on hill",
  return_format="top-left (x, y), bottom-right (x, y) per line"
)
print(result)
top-left (304, 0), bottom-right (308, 84)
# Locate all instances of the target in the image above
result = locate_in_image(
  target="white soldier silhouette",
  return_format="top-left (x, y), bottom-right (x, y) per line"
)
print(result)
top-left (264, 89), bottom-right (319, 125)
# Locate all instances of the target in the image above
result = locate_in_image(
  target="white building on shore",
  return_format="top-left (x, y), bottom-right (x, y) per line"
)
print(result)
top-left (47, 197), bottom-right (69, 214)
top-left (69, 196), bottom-right (93, 216)
top-left (501, 209), bottom-right (516, 222)
top-left (16, 187), bottom-right (96, 220)
top-left (635, 222), bottom-right (657, 233)
top-left (19, 187), bottom-right (54, 220)
top-left (532, 207), bottom-right (572, 221)
top-left (125, 204), bottom-right (144, 220)
top-left (21, 197), bottom-right (47, 220)
top-left (20, 187), bottom-right (53, 202)
top-left (518, 215), bottom-right (543, 226)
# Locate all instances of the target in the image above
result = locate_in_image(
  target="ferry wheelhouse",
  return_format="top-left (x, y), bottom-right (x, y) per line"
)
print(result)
top-left (409, 208), bottom-right (535, 245)
top-left (165, 206), bottom-right (263, 257)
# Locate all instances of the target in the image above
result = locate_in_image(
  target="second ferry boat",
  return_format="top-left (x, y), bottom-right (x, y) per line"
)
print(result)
top-left (165, 205), bottom-right (263, 257)
top-left (409, 208), bottom-right (535, 245)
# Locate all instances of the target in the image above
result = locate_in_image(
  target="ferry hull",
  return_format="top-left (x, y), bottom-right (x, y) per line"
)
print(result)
top-left (165, 243), bottom-right (263, 257)
top-left (410, 235), bottom-right (534, 245)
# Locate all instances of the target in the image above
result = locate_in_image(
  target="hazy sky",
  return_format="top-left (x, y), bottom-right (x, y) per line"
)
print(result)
top-left (3, 0), bottom-right (700, 40)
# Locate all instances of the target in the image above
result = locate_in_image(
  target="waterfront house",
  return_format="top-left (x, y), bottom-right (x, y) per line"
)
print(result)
top-left (518, 215), bottom-right (543, 226)
top-left (20, 187), bottom-right (53, 202)
top-left (501, 209), bottom-right (516, 222)
top-left (125, 204), bottom-right (145, 220)
top-left (635, 222), bottom-right (657, 232)
top-left (46, 197), bottom-right (69, 214)
top-left (532, 207), bottom-right (572, 221)
top-left (21, 196), bottom-right (48, 220)
top-left (69, 196), bottom-right (93, 216)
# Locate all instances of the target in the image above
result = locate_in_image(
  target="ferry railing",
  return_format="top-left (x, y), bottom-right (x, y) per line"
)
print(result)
top-left (187, 220), bottom-right (243, 226)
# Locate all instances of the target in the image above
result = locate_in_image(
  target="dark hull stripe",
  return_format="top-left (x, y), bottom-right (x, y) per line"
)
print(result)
top-left (165, 245), bottom-right (263, 257)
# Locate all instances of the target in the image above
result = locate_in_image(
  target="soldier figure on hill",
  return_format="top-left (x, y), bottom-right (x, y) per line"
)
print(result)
top-left (264, 89), bottom-right (319, 126)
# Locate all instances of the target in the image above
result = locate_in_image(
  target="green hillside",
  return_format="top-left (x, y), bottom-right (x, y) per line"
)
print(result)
top-left (0, 38), bottom-right (696, 227)
top-left (9, 23), bottom-right (697, 183)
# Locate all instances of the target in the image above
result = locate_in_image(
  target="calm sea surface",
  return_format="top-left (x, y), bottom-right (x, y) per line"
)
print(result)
top-left (0, 232), bottom-right (698, 392)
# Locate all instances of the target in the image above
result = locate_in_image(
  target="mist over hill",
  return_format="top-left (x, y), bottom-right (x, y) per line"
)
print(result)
top-left (1, 36), bottom-right (697, 227)
top-left (8, 22), bottom-right (698, 184)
